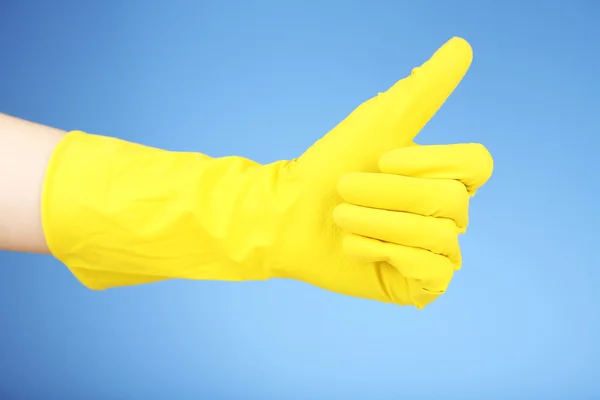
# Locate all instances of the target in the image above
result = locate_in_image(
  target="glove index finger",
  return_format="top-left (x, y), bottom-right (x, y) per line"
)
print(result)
top-left (378, 143), bottom-right (494, 194)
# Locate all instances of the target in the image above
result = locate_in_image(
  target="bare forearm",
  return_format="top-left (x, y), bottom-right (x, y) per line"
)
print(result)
top-left (0, 113), bottom-right (65, 253)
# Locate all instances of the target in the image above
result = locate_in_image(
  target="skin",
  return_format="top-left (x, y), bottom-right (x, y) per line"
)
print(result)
top-left (0, 113), bottom-right (64, 253)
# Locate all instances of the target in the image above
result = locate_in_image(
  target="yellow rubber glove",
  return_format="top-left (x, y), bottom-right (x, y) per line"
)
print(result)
top-left (42, 37), bottom-right (492, 308)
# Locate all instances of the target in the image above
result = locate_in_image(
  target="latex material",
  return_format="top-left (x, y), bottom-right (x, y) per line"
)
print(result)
top-left (42, 37), bottom-right (493, 308)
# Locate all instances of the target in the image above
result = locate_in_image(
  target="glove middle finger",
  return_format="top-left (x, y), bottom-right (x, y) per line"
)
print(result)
top-left (337, 173), bottom-right (470, 230)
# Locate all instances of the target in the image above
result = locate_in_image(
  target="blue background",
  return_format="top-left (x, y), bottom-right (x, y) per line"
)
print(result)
top-left (1, 1), bottom-right (599, 398)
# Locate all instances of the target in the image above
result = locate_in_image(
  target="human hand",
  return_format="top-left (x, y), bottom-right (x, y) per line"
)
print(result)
top-left (43, 37), bottom-right (492, 310)
top-left (265, 37), bottom-right (493, 307)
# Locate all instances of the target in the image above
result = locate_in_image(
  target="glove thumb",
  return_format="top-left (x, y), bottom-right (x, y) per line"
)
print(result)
top-left (296, 37), bottom-right (473, 181)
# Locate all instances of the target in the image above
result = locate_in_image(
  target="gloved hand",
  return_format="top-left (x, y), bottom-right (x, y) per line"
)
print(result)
top-left (43, 37), bottom-right (492, 308)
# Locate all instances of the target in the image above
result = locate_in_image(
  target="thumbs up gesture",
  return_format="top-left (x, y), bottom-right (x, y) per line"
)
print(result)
top-left (268, 37), bottom-right (493, 307)
top-left (45, 38), bottom-right (492, 308)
